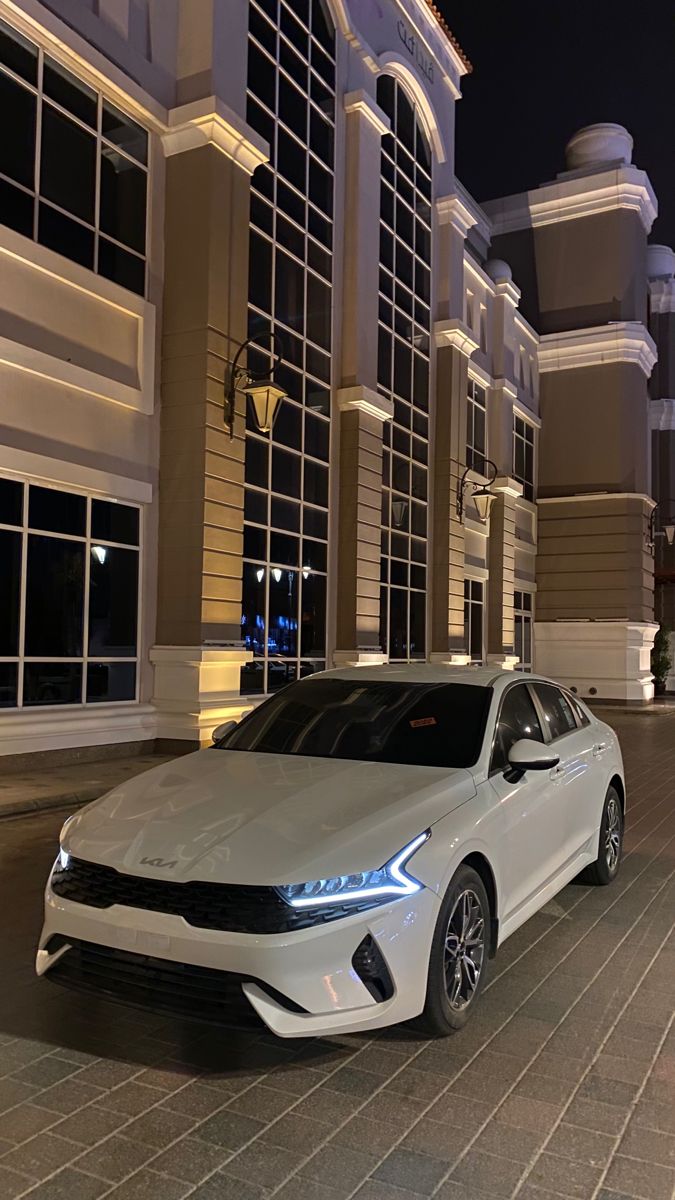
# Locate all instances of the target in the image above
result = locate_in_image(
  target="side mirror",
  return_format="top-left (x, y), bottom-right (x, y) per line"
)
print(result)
top-left (212, 720), bottom-right (237, 745)
top-left (507, 738), bottom-right (560, 772)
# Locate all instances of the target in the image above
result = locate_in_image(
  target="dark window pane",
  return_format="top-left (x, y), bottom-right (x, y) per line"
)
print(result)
top-left (245, 437), bottom-right (269, 488)
top-left (305, 412), bottom-right (329, 461)
top-left (302, 538), bottom-right (327, 572)
top-left (87, 661), bottom-right (136, 702)
top-left (278, 75), bottom-right (307, 140)
top-left (0, 478), bottom-right (23, 525)
top-left (39, 203), bottom-right (94, 268)
top-left (268, 567), bottom-right (297, 656)
top-left (244, 523), bottom-right (267, 561)
top-left (88, 545), bottom-right (138, 656)
top-left (250, 4), bottom-right (277, 54)
top-left (249, 231), bottom-right (273, 314)
top-left (410, 591), bottom-right (425, 659)
top-left (277, 212), bottom-right (304, 258)
top-left (281, 4), bottom-right (308, 54)
top-left (102, 101), bottom-right (148, 164)
top-left (303, 506), bottom-right (327, 539)
top-left (304, 460), bottom-right (328, 507)
top-left (277, 127), bottom-right (306, 190)
top-left (98, 238), bottom-right (145, 295)
top-left (275, 251), bottom-right (304, 332)
top-left (272, 447), bottom-right (301, 497)
top-left (0, 662), bottom-right (17, 708)
top-left (245, 487), bottom-right (268, 525)
top-left (0, 176), bottom-right (34, 237)
top-left (305, 344), bottom-right (330, 384)
top-left (241, 658), bottom-right (266, 695)
top-left (0, 72), bottom-right (36, 188)
top-left (100, 149), bottom-right (146, 253)
top-left (309, 71), bottom-right (332, 116)
top-left (0, 529), bottom-right (21, 655)
top-left (41, 106), bottom-right (95, 222)
top-left (29, 486), bottom-right (85, 535)
top-left (301, 570), bottom-right (325, 657)
top-left (273, 400), bottom-right (302, 450)
top-left (308, 206), bottom-right (331, 248)
top-left (270, 530), bottom-right (299, 565)
top-left (23, 662), bottom-right (82, 706)
top-left (389, 588), bottom-right (408, 659)
top-left (308, 158), bottom-right (333, 217)
top-left (307, 237), bottom-right (330, 279)
top-left (248, 40), bottom-right (276, 110)
top-left (309, 108), bottom-right (333, 159)
top-left (25, 536), bottom-right (85, 656)
top-left (306, 273), bottom-right (331, 350)
top-left (241, 561), bottom-right (266, 656)
top-left (0, 19), bottom-right (37, 83)
top-left (492, 684), bottom-right (544, 772)
top-left (251, 192), bottom-right (273, 235)
top-left (277, 178), bottom-right (305, 226)
top-left (271, 497), bottom-right (300, 532)
top-left (44, 58), bottom-right (96, 126)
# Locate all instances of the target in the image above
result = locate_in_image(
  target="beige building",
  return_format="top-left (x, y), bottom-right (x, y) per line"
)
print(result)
top-left (0, 0), bottom-right (672, 761)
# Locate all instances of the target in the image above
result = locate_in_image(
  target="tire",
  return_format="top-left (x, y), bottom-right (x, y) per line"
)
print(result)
top-left (580, 785), bottom-right (623, 886)
top-left (419, 864), bottom-right (490, 1036)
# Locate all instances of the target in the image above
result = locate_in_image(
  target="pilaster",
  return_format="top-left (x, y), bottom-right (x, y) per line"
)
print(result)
top-left (487, 477), bottom-right (523, 659)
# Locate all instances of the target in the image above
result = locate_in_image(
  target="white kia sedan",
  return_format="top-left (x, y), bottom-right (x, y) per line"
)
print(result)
top-left (37, 667), bottom-right (624, 1038)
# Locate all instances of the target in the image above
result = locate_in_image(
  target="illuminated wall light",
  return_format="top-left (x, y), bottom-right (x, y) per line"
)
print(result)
top-left (272, 568), bottom-right (282, 582)
top-left (92, 546), bottom-right (107, 564)
top-left (256, 568), bottom-right (265, 583)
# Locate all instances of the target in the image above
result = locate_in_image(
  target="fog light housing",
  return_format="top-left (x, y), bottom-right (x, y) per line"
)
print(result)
top-left (352, 935), bottom-right (394, 1003)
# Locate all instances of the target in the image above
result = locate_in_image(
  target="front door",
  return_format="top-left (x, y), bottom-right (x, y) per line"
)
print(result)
top-left (489, 682), bottom-right (567, 925)
top-left (530, 683), bottom-right (598, 863)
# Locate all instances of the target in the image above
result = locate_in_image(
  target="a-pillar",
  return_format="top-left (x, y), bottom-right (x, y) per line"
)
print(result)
top-left (334, 90), bottom-right (392, 667)
top-left (151, 99), bottom-right (268, 746)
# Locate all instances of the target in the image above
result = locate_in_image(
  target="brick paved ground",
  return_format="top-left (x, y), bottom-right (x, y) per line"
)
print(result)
top-left (0, 711), bottom-right (673, 1200)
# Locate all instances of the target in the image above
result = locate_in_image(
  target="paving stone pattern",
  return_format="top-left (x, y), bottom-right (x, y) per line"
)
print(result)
top-left (0, 710), bottom-right (673, 1200)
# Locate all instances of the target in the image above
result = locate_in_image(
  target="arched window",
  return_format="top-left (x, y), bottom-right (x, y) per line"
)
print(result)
top-left (376, 75), bottom-right (432, 662)
top-left (242, 0), bottom-right (335, 694)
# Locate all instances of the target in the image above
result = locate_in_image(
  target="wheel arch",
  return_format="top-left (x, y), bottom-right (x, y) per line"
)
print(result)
top-left (461, 851), bottom-right (499, 957)
top-left (608, 774), bottom-right (625, 815)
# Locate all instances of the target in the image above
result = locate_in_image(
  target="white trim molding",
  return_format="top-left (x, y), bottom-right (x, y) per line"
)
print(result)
top-left (537, 492), bottom-right (656, 509)
top-left (492, 377), bottom-right (519, 402)
top-left (162, 97), bottom-right (269, 175)
top-left (337, 385), bottom-right (394, 422)
top-left (493, 476), bottom-right (524, 499)
top-left (467, 360), bottom-right (492, 388)
top-left (538, 322), bottom-right (658, 378)
top-left (0, 703), bottom-right (156, 757)
top-left (483, 166), bottom-right (658, 235)
top-left (437, 193), bottom-right (476, 238)
top-left (344, 89), bottom-right (390, 135)
top-left (512, 398), bottom-right (542, 428)
top-left (434, 318), bottom-right (479, 357)
top-left (0, 446), bottom-right (153, 504)
top-left (650, 399), bottom-right (675, 431)
top-left (493, 278), bottom-right (521, 309)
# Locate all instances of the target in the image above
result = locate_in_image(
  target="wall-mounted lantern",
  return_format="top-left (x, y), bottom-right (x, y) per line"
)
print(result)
top-left (647, 500), bottom-right (675, 554)
top-left (457, 458), bottom-right (499, 525)
top-left (224, 331), bottom-right (286, 439)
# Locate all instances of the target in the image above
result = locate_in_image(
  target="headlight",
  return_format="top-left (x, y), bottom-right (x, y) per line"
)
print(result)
top-left (276, 831), bottom-right (430, 909)
top-left (57, 847), bottom-right (70, 870)
top-left (57, 815), bottom-right (76, 871)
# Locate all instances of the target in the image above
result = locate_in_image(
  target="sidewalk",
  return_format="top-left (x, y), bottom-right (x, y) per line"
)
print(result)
top-left (0, 752), bottom-right (176, 819)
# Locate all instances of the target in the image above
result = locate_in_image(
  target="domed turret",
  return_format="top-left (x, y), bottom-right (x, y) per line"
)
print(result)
top-left (565, 123), bottom-right (633, 170)
top-left (484, 259), bottom-right (512, 284)
top-left (647, 244), bottom-right (675, 280)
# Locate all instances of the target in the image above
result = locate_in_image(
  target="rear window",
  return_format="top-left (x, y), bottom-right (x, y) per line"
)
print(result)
top-left (532, 683), bottom-right (579, 740)
top-left (219, 678), bottom-right (492, 768)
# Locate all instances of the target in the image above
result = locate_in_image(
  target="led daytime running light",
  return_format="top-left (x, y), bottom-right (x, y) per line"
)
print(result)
top-left (277, 831), bottom-right (430, 908)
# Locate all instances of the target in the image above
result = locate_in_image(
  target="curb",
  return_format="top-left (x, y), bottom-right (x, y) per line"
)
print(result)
top-left (0, 788), bottom-right (102, 821)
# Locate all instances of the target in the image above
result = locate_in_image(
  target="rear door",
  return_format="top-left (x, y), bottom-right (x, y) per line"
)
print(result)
top-left (488, 682), bottom-right (567, 923)
top-left (530, 683), bottom-right (598, 861)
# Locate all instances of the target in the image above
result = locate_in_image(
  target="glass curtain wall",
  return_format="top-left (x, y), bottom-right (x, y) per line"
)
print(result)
top-left (376, 75), bottom-right (432, 662)
top-left (243, 0), bottom-right (335, 694)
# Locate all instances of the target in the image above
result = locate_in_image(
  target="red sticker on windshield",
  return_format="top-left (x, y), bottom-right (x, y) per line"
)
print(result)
top-left (410, 717), bottom-right (437, 728)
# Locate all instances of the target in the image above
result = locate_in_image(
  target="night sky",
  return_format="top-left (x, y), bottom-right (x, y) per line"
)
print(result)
top-left (439, 0), bottom-right (674, 250)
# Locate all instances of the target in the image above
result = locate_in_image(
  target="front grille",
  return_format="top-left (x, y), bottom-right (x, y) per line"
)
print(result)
top-left (45, 937), bottom-right (306, 1025)
top-left (51, 856), bottom-right (380, 932)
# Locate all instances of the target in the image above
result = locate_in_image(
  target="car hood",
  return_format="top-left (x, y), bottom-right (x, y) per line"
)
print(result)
top-left (62, 749), bottom-right (476, 885)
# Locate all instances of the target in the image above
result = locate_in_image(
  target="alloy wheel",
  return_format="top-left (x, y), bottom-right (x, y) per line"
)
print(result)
top-left (444, 888), bottom-right (485, 1011)
top-left (605, 796), bottom-right (621, 873)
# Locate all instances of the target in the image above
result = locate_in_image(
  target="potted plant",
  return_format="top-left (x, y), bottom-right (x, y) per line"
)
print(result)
top-left (651, 625), bottom-right (672, 696)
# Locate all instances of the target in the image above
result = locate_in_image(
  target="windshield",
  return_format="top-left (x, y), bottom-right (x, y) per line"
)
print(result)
top-left (218, 678), bottom-right (492, 768)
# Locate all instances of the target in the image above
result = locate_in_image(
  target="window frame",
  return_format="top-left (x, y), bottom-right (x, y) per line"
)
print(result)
top-left (464, 577), bottom-right (485, 664)
top-left (512, 410), bottom-right (536, 503)
top-left (514, 588), bottom-right (533, 672)
top-left (0, 19), bottom-right (149, 296)
top-left (529, 681), bottom-right (586, 744)
top-left (0, 473), bottom-right (142, 709)
top-left (466, 377), bottom-right (487, 473)
top-left (488, 679), bottom-right (546, 776)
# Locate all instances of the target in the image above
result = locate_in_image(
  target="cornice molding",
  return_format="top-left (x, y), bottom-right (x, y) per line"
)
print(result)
top-left (162, 97), bottom-right (269, 175)
top-left (337, 385), bottom-right (394, 422)
top-left (492, 376), bottom-right (519, 402)
top-left (434, 319), bottom-right (479, 357)
top-left (512, 397), bottom-right (542, 428)
top-left (483, 166), bottom-right (658, 236)
top-left (538, 322), bottom-right (658, 378)
top-left (494, 278), bottom-right (521, 308)
top-left (437, 193), bottom-right (476, 238)
top-left (650, 399), bottom-right (675, 431)
top-left (344, 90), bottom-right (390, 136)
top-left (537, 492), bottom-right (656, 508)
top-left (467, 360), bottom-right (492, 387)
top-left (493, 476), bottom-right (524, 499)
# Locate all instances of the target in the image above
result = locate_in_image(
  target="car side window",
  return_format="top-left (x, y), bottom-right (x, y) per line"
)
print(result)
top-left (568, 694), bottom-right (591, 727)
top-left (532, 683), bottom-right (578, 740)
top-left (491, 684), bottom-right (544, 773)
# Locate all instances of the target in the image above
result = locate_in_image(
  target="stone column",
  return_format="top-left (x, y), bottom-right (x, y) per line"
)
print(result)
top-left (334, 91), bottom-right (392, 666)
top-left (151, 100), bottom-right (268, 745)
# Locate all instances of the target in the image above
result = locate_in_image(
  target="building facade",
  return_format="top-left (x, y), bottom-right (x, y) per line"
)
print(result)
top-left (0, 0), bottom-right (671, 759)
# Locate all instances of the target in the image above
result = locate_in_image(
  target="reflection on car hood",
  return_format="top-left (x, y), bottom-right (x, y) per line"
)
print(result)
top-left (63, 750), bottom-right (476, 885)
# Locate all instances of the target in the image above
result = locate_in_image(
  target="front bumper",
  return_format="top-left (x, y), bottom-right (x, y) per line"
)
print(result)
top-left (37, 874), bottom-right (440, 1037)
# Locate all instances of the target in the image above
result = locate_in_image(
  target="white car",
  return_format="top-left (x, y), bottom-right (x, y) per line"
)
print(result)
top-left (37, 666), bottom-right (624, 1038)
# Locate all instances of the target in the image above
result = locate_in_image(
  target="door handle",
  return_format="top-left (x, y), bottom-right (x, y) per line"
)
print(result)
top-left (549, 765), bottom-right (566, 780)
top-left (593, 742), bottom-right (607, 757)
